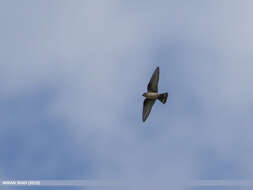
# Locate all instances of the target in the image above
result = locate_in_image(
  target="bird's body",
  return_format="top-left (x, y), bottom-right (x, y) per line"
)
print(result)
top-left (142, 67), bottom-right (168, 122)
top-left (143, 92), bottom-right (159, 99)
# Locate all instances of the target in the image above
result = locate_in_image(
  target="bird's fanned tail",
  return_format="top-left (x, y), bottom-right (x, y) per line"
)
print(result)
top-left (158, 93), bottom-right (168, 104)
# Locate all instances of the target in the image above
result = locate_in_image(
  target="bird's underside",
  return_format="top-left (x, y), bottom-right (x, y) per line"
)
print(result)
top-left (142, 67), bottom-right (168, 122)
top-left (142, 67), bottom-right (159, 122)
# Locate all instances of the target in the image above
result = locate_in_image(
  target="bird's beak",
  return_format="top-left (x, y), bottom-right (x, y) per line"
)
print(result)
top-left (142, 93), bottom-right (145, 97)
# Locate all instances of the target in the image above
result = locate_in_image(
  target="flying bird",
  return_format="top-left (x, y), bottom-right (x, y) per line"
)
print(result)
top-left (142, 67), bottom-right (168, 122)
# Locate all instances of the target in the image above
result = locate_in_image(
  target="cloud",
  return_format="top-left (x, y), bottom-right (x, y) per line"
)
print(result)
top-left (2, 1), bottom-right (253, 190)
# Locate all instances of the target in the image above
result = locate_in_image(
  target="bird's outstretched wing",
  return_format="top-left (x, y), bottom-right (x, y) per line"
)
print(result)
top-left (147, 67), bottom-right (159, 92)
top-left (142, 98), bottom-right (156, 122)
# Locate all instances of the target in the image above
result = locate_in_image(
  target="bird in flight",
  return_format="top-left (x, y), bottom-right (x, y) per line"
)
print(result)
top-left (142, 67), bottom-right (168, 122)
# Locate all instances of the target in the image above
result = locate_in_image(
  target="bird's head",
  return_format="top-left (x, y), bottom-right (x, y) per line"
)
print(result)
top-left (142, 92), bottom-right (147, 97)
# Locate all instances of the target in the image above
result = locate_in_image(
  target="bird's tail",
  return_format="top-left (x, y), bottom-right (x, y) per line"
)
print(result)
top-left (158, 93), bottom-right (168, 104)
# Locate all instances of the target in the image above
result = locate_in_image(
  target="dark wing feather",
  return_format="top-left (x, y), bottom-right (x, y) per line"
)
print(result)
top-left (147, 67), bottom-right (159, 92)
top-left (142, 99), bottom-right (156, 122)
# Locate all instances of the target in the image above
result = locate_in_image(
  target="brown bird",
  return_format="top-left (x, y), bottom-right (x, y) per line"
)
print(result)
top-left (142, 67), bottom-right (168, 122)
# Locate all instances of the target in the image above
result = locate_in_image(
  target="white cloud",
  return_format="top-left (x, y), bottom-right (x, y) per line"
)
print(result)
top-left (2, 1), bottom-right (253, 189)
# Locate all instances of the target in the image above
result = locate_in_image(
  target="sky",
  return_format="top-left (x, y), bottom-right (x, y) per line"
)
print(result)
top-left (1, 0), bottom-right (253, 190)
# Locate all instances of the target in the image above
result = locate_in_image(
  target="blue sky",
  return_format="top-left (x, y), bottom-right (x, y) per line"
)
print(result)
top-left (1, 1), bottom-right (253, 190)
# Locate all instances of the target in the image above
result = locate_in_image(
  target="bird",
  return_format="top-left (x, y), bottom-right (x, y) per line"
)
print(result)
top-left (142, 67), bottom-right (168, 122)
